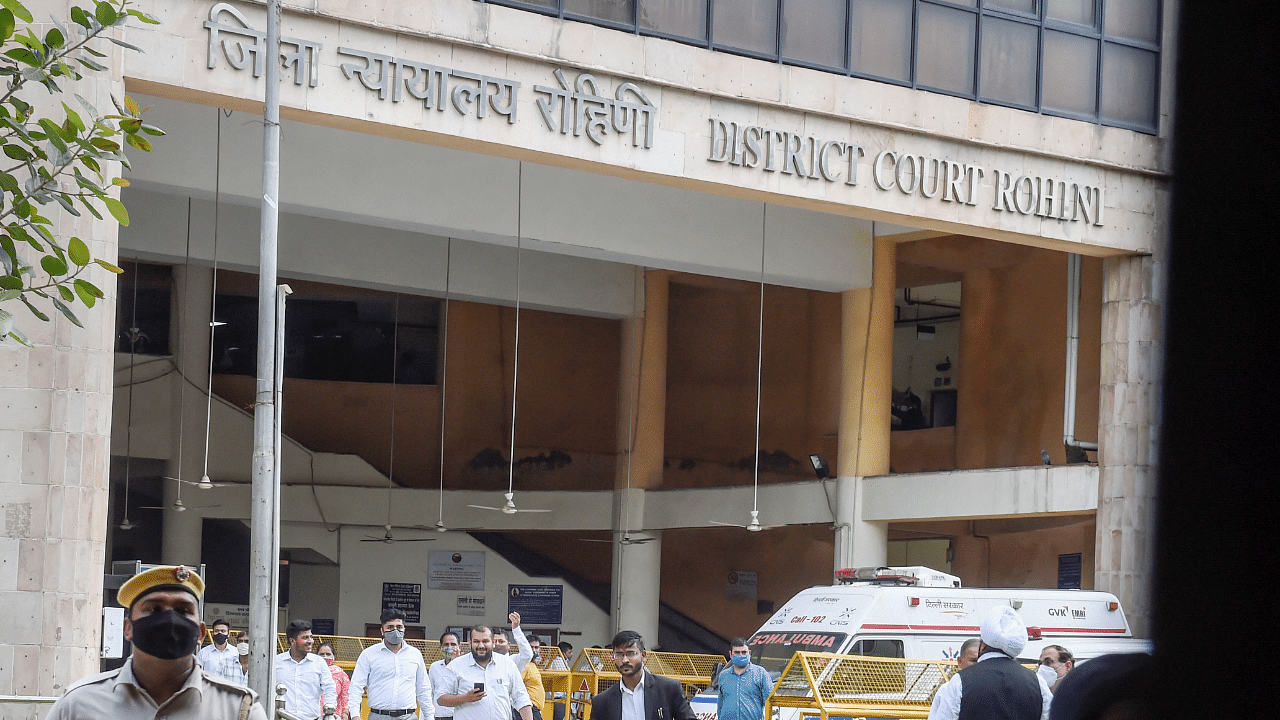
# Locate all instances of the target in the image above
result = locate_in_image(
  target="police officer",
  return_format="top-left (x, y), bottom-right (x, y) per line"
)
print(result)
top-left (48, 565), bottom-right (268, 720)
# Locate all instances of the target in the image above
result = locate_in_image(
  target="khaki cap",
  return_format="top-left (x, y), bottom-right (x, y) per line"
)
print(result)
top-left (117, 565), bottom-right (205, 608)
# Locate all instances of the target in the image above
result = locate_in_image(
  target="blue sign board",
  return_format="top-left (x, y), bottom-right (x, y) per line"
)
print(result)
top-left (1057, 553), bottom-right (1082, 589)
top-left (508, 584), bottom-right (563, 624)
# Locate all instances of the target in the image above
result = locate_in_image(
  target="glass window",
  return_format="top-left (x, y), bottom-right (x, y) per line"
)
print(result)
top-left (563, 0), bottom-right (634, 25)
top-left (783, 0), bottom-right (847, 68)
top-left (116, 261), bottom-right (172, 355)
top-left (712, 0), bottom-right (779, 55)
top-left (849, 0), bottom-right (912, 81)
top-left (916, 3), bottom-right (976, 95)
top-left (986, 0), bottom-right (1035, 16)
top-left (1100, 42), bottom-right (1156, 128)
top-left (1046, 0), bottom-right (1095, 27)
top-left (640, 0), bottom-right (707, 40)
top-left (1041, 29), bottom-right (1097, 116)
top-left (850, 638), bottom-right (906, 658)
top-left (979, 15), bottom-right (1037, 106)
top-left (1104, 0), bottom-right (1158, 44)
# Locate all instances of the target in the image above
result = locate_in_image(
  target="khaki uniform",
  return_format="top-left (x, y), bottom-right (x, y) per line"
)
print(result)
top-left (48, 657), bottom-right (268, 720)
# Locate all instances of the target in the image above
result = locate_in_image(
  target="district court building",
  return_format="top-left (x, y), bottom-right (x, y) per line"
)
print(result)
top-left (2, 0), bottom-right (1169, 707)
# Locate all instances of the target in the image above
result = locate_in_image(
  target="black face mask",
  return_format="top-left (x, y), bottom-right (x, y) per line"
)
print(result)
top-left (130, 608), bottom-right (200, 660)
top-left (212, 633), bottom-right (229, 646)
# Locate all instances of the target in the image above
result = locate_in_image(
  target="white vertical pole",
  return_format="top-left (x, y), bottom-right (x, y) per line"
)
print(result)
top-left (249, 0), bottom-right (282, 706)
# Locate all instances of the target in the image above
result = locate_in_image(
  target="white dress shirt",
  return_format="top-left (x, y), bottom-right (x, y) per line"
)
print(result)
top-left (429, 659), bottom-right (455, 718)
top-left (197, 642), bottom-right (244, 684)
top-left (442, 651), bottom-right (531, 720)
top-left (349, 640), bottom-right (434, 719)
top-left (620, 672), bottom-right (647, 720)
top-left (509, 629), bottom-right (534, 670)
top-left (275, 651), bottom-right (337, 720)
top-left (927, 652), bottom-right (1052, 720)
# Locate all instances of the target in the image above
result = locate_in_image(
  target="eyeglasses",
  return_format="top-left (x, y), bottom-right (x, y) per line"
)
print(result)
top-left (1040, 658), bottom-right (1060, 666)
top-left (612, 650), bottom-right (643, 660)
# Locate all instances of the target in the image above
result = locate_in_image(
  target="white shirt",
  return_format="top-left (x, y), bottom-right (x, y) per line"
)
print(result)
top-left (509, 630), bottom-right (535, 670)
top-left (349, 640), bottom-right (434, 719)
top-left (927, 652), bottom-right (1052, 720)
top-left (197, 642), bottom-right (244, 684)
top-left (429, 659), bottom-right (456, 718)
top-left (442, 651), bottom-right (531, 720)
top-left (275, 651), bottom-right (337, 720)
top-left (620, 672), bottom-right (647, 720)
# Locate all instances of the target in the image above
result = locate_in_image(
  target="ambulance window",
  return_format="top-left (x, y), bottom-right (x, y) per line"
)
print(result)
top-left (849, 639), bottom-right (904, 658)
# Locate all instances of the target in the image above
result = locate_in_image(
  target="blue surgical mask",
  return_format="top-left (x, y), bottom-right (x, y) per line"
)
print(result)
top-left (731, 654), bottom-right (750, 668)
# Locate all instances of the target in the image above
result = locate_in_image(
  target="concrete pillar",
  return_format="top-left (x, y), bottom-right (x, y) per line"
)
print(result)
top-left (161, 265), bottom-right (212, 566)
top-left (0, 98), bottom-right (122, 702)
top-left (833, 238), bottom-right (893, 570)
top-left (609, 270), bottom-right (668, 642)
top-left (954, 268), bottom-right (995, 470)
top-left (1095, 255), bottom-right (1161, 637)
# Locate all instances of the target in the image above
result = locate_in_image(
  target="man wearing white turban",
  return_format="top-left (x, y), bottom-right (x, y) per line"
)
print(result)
top-left (927, 605), bottom-right (1053, 720)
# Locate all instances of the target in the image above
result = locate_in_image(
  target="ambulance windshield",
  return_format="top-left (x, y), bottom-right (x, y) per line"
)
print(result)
top-left (747, 631), bottom-right (849, 674)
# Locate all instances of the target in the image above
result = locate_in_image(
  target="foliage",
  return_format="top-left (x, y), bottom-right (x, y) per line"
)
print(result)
top-left (0, 0), bottom-right (160, 344)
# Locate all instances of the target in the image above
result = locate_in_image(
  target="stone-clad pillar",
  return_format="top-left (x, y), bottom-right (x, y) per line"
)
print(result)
top-left (610, 270), bottom-right (668, 643)
top-left (833, 238), bottom-right (893, 570)
top-left (0, 217), bottom-right (119, 702)
top-left (0, 28), bottom-right (123, 707)
top-left (1096, 254), bottom-right (1162, 637)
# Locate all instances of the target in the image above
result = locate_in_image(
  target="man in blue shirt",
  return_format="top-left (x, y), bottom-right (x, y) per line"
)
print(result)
top-left (716, 638), bottom-right (771, 720)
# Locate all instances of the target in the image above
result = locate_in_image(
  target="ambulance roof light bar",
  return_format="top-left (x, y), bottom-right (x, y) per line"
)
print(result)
top-left (835, 566), bottom-right (963, 588)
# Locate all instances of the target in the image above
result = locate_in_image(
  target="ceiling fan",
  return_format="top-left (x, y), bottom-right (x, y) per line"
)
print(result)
top-left (709, 205), bottom-right (780, 533)
top-left (580, 531), bottom-right (656, 546)
top-left (469, 163), bottom-right (550, 516)
top-left (117, 262), bottom-right (140, 532)
top-left (362, 524), bottom-right (437, 543)
top-left (140, 496), bottom-right (221, 513)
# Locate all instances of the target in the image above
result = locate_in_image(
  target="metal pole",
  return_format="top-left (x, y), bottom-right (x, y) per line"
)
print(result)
top-left (249, 0), bottom-right (282, 706)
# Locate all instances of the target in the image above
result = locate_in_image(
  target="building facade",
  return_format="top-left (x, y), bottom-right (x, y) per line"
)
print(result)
top-left (1, 0), bottom-right (1170, 709)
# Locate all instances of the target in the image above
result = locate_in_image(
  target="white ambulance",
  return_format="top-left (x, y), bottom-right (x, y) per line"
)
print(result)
top-left (690, 566), bottom-right (1149, 720)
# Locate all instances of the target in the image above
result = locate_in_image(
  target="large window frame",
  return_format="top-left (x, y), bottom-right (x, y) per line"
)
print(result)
top-left (477, 0), bottom-right (1161, 134)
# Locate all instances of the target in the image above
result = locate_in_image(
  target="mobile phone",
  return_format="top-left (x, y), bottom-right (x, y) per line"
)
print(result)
top-left (474, 683), bottom-right (485, 693)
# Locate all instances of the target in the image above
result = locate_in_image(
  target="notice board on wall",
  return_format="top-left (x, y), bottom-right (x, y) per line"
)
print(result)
top-left (507, 584), bottom-right (563, 624)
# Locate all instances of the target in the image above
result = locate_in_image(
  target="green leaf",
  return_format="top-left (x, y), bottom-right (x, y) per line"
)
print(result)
top-left (62, 102), bottom-right (85, 132)
top-left (0, 289), bottom-right (19, 302)
top-left (20, 296), bottom-right (48, 321)
top-left (70, 6), bottom-right (90, 28)
top-left (0, 276), bottom-right (22, 290)
top-left (5, 325), bottom-right (32, 345)
top-left (127, 9), bottom-right (160, 24)
top-left (75, 55), bottom-right (106, 72)
top-left (125, 133), bottom-right (151, 152)
top-left (93, 258), bottom-right (122, 273)
top-left (94, 1), bottom-right (116, 26)
top-left (57, 284), bottom-right (74, 302)
top-left (74, 93), bottom-right (98, 118)
top-left (44, 27), bottom-right (64, 48)
top-left (111, 177), bottom-right (129, 187)
top-left (53, 193), bottom-right (80, 215)
top-left (51, 296), bottom-right (82, 327)
top-left (77, 196), bottom-right (103, 219)
top-left (106, 36), bottom-right (141, 52)
top-left (68, 237), bottom-right (90, 266)
top-left (104, 197), bottom-right (129, 225)
top-left (123, 95), bottom-right (139, 116)
top-left (73, 279), bottom-right (99, 307)
top-left (0, 307), bottom-right (13, 335)
top-left (41, 255), bottom-right (68, 276)
top-left (0, 0), bottom-right (31, 23)
top-left (3, 143), bottom-right (31, 160)
top-left (4, 47), bottom-right (38, 66)
top-left (0, 172), bottom-right (17, 193)
top-left (140, 123), bottom-right (165, 137)
top-left (0, 10), bottom-right (14, 42)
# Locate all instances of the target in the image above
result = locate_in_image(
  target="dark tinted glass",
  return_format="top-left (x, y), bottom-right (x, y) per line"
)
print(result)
top-left (640, 0), bottom-right (707, 39)
top-left (916, 3), bottom-right (976, 94)
top-left (783, 0), bottom-right (847, 68)
top-left (564, 0), bottom-right (634, 25)
top-left (1042, 30), bottom-right (1097, 115)
top-left (979, 15), bottom-right (1037, 107)
top-left (713, 0), bottom-right (779, 54)
top-left (849, 0), bottom-right (912, 81)
top-left (1101, 42), bottom-right (1157, 128)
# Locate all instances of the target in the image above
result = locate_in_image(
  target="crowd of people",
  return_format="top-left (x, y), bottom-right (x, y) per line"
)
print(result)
top-left (45, 565), bottom-right (1149, 720)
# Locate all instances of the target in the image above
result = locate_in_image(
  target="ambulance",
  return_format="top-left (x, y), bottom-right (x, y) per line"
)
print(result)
top-left (690, 566), bottom-right (1149, 720)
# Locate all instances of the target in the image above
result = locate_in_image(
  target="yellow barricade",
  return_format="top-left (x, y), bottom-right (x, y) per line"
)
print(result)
top-left (570, 648), bottom-right (724, 720)
top-left (766, 651), bottom-right (956, 720)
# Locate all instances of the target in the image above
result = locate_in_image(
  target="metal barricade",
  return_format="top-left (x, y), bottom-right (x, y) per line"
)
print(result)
top-left (570, 648), bottom-right (724, 720)
top-left (766, 651), bottom-right (957, 720)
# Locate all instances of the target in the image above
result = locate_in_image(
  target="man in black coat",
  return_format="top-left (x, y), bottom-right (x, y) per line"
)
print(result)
top-left (589, 631), bottom-right (695, 720)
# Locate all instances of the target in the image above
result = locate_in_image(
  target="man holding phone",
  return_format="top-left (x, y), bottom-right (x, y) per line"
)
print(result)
top-left (437, 626), bottom-right (533, 720)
